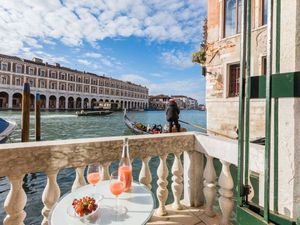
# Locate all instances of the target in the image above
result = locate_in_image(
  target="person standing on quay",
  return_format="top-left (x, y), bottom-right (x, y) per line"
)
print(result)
top-left (166, 98), bottom-right (181, 132)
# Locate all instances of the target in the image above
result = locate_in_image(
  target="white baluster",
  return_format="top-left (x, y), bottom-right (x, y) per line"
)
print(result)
top-left (101, 162), bottom-right (111, 180)
top-left (139, 157), bottom-right (152, 189)
top-left (42, 170), bottom-right (61, 225)
top-left (218, 160), bottom-right (234, 225)
top-left (203, 154), bottom-right (216, 217)
top-left (72, 166), bottom-right (86, 192)
top-left (3, 174), bottom-right (27, 225)
top-left (156, 154), bottom-right (169, 216)
top-left (172, 152), bottom-right (183, 210)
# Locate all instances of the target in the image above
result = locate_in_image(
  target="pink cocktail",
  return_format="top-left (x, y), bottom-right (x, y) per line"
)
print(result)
top-left (110, 181), bottom-right (124, 196)
top-left (119, 165), bottom-right (132, 192)
top-left (87, 172), bottom-right (100, 185)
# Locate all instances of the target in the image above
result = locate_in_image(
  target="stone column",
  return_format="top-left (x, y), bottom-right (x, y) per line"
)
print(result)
top-left (8, 92), bottom-right (13, 109)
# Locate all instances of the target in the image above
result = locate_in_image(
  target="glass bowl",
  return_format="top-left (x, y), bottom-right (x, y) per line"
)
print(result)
top-left (67, 199), bottom-right (101, 224)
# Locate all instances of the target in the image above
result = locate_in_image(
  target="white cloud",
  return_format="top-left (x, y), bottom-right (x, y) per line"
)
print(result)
top-left (0, 0), bottom-right (207, 54)
top-left (78, 59), bottom-right (91, 66)
top-left (161, 49), bottom-right (194, 69)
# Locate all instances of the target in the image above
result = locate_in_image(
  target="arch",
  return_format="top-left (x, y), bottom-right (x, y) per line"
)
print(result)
top-left (30, 94), bottom-right (35, 109)
top-left (134, 102), bottom-right (137, 109)
top-left (105, 99), bottom-right (109, 102)
top-left (99, 99), bottom-right (104, 102)
top-left (91, 98), bottom-right (97, 108)
top-left (68, 97), bottom-right (74, 109)
top-left (83, 98), bottom-right (89, 109)
top-left (40, 94), bottom-right (46, 109)
top-left (76, 97), bottom-right (82, 109)
top-left (12, 92), bottom-right (22, 109)
top-left (124, 101), bottom-right (127, 109)
top-left (120, 101), bottom-right (123, 109)
top-left (59, 96), bottom-right (66, 109)
top-left (49, 95), bottom-right (57, 109)
top-left (0, 91), bottom-right (9, 109)
top-left (110, 100), bottom-right (114, 103)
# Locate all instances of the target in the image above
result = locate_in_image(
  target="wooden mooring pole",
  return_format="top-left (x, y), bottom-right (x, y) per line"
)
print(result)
top-left (35, 93), bottom-right (41, 141)
top-left (21, 82), bottom-right (30, 142)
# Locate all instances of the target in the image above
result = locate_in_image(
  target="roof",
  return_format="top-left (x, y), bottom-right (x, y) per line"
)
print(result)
top-left (0, 53), bottom-right (148, 90)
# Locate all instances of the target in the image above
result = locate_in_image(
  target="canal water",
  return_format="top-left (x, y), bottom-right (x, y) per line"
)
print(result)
top-left (0, 110), bottom-right (206, 225)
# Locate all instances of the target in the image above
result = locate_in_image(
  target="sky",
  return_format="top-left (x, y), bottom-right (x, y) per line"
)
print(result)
top-left (0, 0), bottom-right (207, 103)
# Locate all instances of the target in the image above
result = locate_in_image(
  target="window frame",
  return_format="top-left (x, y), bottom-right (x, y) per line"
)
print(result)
top-left (1, 63), bottom-right (8, 71)
top-left (228, 63), bottom-right (241, 97)
top-left (223, 0), bottom-right (242, 38)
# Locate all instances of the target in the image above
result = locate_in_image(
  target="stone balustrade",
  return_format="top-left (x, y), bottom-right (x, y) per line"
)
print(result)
top-left (0, 131), bottom-right (265, 225)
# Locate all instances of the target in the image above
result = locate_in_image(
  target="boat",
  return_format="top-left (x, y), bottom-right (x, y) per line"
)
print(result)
top-left (76, 110), bottom-right (113, 116)
top-left (124, 110), bottom-right (151, 134)
top-left (123, 110), bottom-right (187, 134)
top-left (0, 118), bottom-right (17, 143)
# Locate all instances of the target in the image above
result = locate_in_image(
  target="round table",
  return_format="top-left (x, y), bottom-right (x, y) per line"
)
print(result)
top-left (49, 181), bottom-right (155, 225)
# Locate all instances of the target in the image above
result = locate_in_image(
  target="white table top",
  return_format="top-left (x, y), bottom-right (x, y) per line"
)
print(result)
top-left (49, 181), bottom-right (155, 225)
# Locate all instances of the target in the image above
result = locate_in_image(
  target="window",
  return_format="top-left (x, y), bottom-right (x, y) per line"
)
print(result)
top-left (40, 70), bottom-right (45, 77)
top-left (261, 0), bottom-right (268, 25)
top-left (228, 64), bottom-right (241, 97)
top-left (16, 78), bottom-right (21, 86)
top-left (1, 63), bottom-right (8, 71)
top-left (29, 68), bottom-right (34, 75)
top-left (16, 65), bottom-right (22, 73)
top-left (224, 0), bottom-right (242, 38)
top-left (40, 80), bottom-right (45, 88)
top-left (261, 56), bottom-right (267, 75)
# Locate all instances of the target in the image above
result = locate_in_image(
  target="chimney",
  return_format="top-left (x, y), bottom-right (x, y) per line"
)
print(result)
top-left (32, 57), bottom-right (43, 63)
top-left (55, 63), bottom-right (60, 67)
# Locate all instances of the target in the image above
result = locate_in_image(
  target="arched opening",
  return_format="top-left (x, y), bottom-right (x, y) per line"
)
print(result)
top-left (49, 95), bottom-right (56, 109)
top-left (105, 99), bottom-right (109, 102)
top-left (84, 98), bottom-right (89, 109)
top-left (99, 99), bottom-right (104, 102)
top-left (116, 100), bottom-right (119, 109)
top-left (30, 94), bottom-right (35, 109)
top-left (134, 102), bottom-right (137, 109)
top-left (68, 97), bottom-right (74, 109)
top-left (110, 100), bottom-right (114, 103)
top-left (40, 95), bottom-right (46, 109)
top-left (12, 93), bottom-right (22, 109)
top-left (124, 101), bottom-right (127, 109)
top-left (0, 92), bottom-right (9, 109)
top-left (76, 97), bottom-right (82, 109)
top-left (59, 96), bottom-right (66, 109)
top-left (91, 98), bottom-right (97, 109)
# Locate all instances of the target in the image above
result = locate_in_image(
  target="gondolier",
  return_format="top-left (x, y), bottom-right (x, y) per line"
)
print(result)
top-left (166, 98), bottom-right (180, 133)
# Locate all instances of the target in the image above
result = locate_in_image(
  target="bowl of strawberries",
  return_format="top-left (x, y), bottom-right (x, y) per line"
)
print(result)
top-left (67, 196), bottom-right (100, 223)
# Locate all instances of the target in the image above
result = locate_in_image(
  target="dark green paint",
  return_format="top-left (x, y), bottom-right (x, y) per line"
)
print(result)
top-left (244, 0), bottom-right (252, 190)
top-left (237, 206), bottom-right (269, 225)
top-left (237, 0), bottom-right (247, 206)
top-left (250, 72), bottom-right (300, 98)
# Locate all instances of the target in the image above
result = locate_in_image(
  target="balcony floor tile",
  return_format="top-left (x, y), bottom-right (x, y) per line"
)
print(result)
top-left (147, 202), bottom-right (221, 225)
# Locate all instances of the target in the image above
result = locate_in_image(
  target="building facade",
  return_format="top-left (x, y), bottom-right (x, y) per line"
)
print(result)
top-left (149, 94), bottom-right (198, 110)
top-left (206, 0), bottom-right (300, 219)
top-left (0, 54), bottom-right (148, 110)
top-left (206, 0), bottom-right (269, 138)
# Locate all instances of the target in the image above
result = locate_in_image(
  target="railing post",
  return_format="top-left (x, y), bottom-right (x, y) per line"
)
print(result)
top-left (72, 166), bottom-right (87, 192)
top-left (139, 156), bottom-right (152, 189)
top-left (156, 153), bottom-right (168, 216)
top-left (203, 154), bottom-right (216, 217)
top-left (171, 151), bottom-right (183, 210)
top-left (183, 150), bottom-right (204, 207)
top-left (101, 162), bottom-right (111, 180)
top-left (3, 174), bottom-right (27, 225)
top-left (218, 160), bottom-right (234, 225)
top-left (42, 170), bottom-right (61, 225)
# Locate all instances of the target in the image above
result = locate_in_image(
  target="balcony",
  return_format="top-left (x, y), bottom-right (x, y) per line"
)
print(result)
top-left (0, 132), bottom-right (264, 225)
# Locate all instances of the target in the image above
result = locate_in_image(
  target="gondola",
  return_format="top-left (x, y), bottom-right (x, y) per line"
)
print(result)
top-left (0, 118), bottom-right (17, 143)
top-left (124, 110), bottom-right (151, 134)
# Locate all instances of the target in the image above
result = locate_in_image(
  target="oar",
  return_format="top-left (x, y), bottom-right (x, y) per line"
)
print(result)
top-left (178, 119), bottom-right (235, 140)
